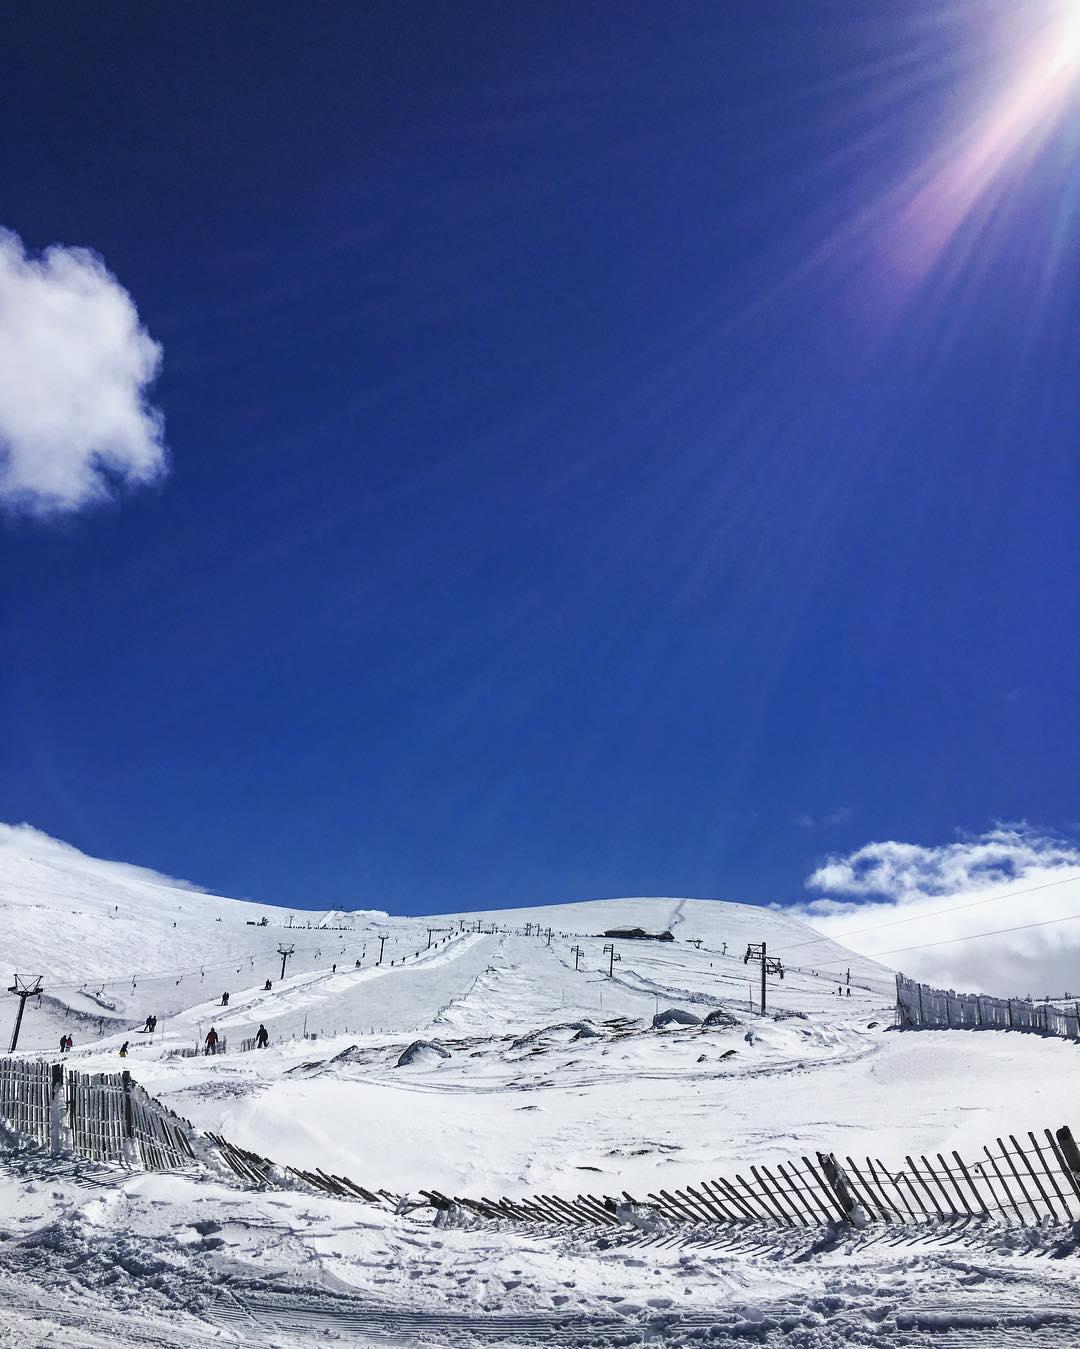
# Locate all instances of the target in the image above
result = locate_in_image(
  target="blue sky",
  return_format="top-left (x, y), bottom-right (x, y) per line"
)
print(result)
top-left (1, 1), bottom-right (1076, 915)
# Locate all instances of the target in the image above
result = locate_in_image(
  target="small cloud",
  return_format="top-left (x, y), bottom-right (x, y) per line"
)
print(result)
top-left (795, 806), bottom-right (850, 829)
top-left (0, 229), bottom-right (166, 515)
top-left (790, 824), bottom-right (1080, 996)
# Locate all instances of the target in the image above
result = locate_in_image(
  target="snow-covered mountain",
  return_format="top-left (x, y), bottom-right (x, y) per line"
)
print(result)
top-left (5, 823), bottom-right (1080, 1345)
top-left (0, 822), bottom-right (889, 1054)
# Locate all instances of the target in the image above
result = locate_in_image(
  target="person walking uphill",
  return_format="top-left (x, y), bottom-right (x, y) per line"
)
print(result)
top-left (205, 1027), bottom-right (219, 1055)
top-left (255, 1024), bottom-right (269, 1049)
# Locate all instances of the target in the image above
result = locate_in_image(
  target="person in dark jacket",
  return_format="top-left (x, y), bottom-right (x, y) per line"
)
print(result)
top-left (60, 1035), bottom-right (68, 1053)
top-left (119, 1041), bottom-right (129, 1058)
top-left (255, 1024), bottom-right (269, 1049)
top-left (205, 1027), bottom-right (220, 1055)
top-left (221, 991), bottom-right (230, 1007)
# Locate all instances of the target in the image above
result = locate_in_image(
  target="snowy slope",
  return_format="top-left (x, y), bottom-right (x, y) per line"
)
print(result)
top-left (0, 823), bottom-right (889, 1054)
top-left (5, 825), bottom-right (1080, 1347)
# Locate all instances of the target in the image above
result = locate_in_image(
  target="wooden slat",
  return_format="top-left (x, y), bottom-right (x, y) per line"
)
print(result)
top-left (740, 1168), bottom-right (792, 1226)
top-left (997, 1136), bottom-right (1037, 1221)
top-left (951, 1151), bottom-right (991, 1218)
top-left (863, 1157), bottom-right (904, 1222)
top-left (1010, 1133), bottom-right (1059, 1222)
top-left (1045, 1129), bottom-right (1080, 1203)
top-left (1027, 1131), bottom-right (1071, 1221)
top-left (844, 1157), bottom-right (893, 1224)
top-left (673, 1186), bottom-right (716, 1224)
top-left (684, 1182), bottom-right (730, 1224)
top-left (920, 1154), bottom-right (960, 1217)
top-left (981, 1147), bottom-right (1025, 1223)
top-left (935, 1152), bottom-right (973, 1217)
top-left (801, 1155), bottom-right (848, 1222)
top-left (774, 1162), bottom-right (821, 1226)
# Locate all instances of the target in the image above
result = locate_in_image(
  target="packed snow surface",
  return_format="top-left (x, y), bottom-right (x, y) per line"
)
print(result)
top-left (2, 824), bottom-right (1079, 1347)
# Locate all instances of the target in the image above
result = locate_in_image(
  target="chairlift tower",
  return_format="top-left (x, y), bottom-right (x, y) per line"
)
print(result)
top-left (7, 975), bottom-right (43, 1053)
top-left (743, 942), bottom-right (784, 1015)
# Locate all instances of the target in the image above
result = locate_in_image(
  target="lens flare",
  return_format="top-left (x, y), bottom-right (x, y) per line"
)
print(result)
top-left (888, 0), bottom-right (1078, 285)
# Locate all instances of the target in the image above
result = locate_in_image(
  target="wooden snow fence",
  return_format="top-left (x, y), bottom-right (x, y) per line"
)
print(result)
top-left (416, 1127), bottom-right (1080, 1232)
top-left (64, 1067), bottom-right (198, 1169)
top-left (205, 1123), bottom-right (1080, 1232)
top-left (896, 973), bottom-right (1080, 1040)
top-left (0, 1057), bottom-right (197, 1170)
top-left (0, 1056), bottom-right (52, 1147)
top-left (207, 1132), bottom-right (393, 1206)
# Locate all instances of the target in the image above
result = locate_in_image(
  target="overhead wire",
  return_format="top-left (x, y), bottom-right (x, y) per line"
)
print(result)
top-left (791, 906), bottom-right (1080, 969)
top-left (773, 872), bottom-right (1080, 954)
top-left (41, 920), bottom-right (417, 993)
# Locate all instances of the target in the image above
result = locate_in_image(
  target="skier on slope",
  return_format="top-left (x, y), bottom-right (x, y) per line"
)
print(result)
top-left (255, 1024), bottom-right (269, 1049)
top-left (205, 1027), bottom-right (219, 1055)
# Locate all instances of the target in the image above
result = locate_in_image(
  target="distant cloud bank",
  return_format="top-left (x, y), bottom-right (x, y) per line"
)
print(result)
top-left (792, 825), bottom-right (1080, 997)
top-left (0, 229), bottom-right (167, 515)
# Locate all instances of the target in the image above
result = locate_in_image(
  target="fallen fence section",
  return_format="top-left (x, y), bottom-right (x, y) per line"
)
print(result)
top-left (208, 1132), bottom-right (395, 1206)
top-left (896, 973), bottom-right (1080, 1039)
top-left (0, 1056), bottom-right (197, 1170)
top-left (5, 1057), bottom-right (1080, 1231)
top-left (414, 1125), bottom-right (1080, 1231)
top-left (208, 1123), bottom-right (1080, 1231)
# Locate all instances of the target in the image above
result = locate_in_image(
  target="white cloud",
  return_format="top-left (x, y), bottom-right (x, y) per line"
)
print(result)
top-left (0, 229), bottom-right (166, 515)
top-left (789, 826), bottom-right (1080, 997)
top-left (795, 806), bottom-right (851, 829)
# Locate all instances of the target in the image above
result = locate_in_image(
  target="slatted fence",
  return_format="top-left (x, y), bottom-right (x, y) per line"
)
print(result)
top-left (414, 1127), bottom-right (1080, 1230)
top-left (897, 973), bottom-right (1080, 1039)
top-left (205, 1120), bottom-right (1080, 1231)
top-left (0, 1057), bottom-right (52, 1146)
top-left (6, 1061), bottom-right (1080, 1231)
top-left (0, 1058), bottom-right (197, 1169)
top-left (207, 1133), bottom-right (393, 1204)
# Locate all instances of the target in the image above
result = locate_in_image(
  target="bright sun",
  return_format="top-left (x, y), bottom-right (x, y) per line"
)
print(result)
top-left (1048, 0), bottom-right (1080, 73)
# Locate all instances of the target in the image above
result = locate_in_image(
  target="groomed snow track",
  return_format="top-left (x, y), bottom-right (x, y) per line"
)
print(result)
top-left (208, 1286), bottom-right (1080, 1346)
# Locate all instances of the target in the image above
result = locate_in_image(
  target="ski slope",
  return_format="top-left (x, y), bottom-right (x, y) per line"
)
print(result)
top-left (4, 824), bottom-right (1079, 1347)
top-left (0, 822), bottom-right (889, 1053)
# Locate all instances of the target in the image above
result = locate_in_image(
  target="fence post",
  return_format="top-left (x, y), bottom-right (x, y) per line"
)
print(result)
top-left (120, 1070), bottom-right (139, 1166)
top-left (49, 1062), bottom-right (67, 1155)
top-left (1056, 1126), bottom-right (1080, 1173)
top-left (817, 1152), bottom-right (860, 1222)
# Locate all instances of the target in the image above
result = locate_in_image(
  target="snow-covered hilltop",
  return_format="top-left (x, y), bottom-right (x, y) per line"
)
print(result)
top-left (5, 823), bottom-right (1080, 1346)
top-left (0, 823), bottom-right (889, 1054)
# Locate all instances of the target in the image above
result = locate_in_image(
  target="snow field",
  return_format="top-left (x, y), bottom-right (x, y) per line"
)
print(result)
top-left (5, 826), bottom-right (1080, 1346)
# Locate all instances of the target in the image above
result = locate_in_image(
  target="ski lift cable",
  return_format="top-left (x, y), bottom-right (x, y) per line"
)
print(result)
top-left (43, 927), bottom-right (402, 993)
top-left (772, 872), bottom-right (1080, 954)
top-left (795, 906), bottom-right (1080, 968)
